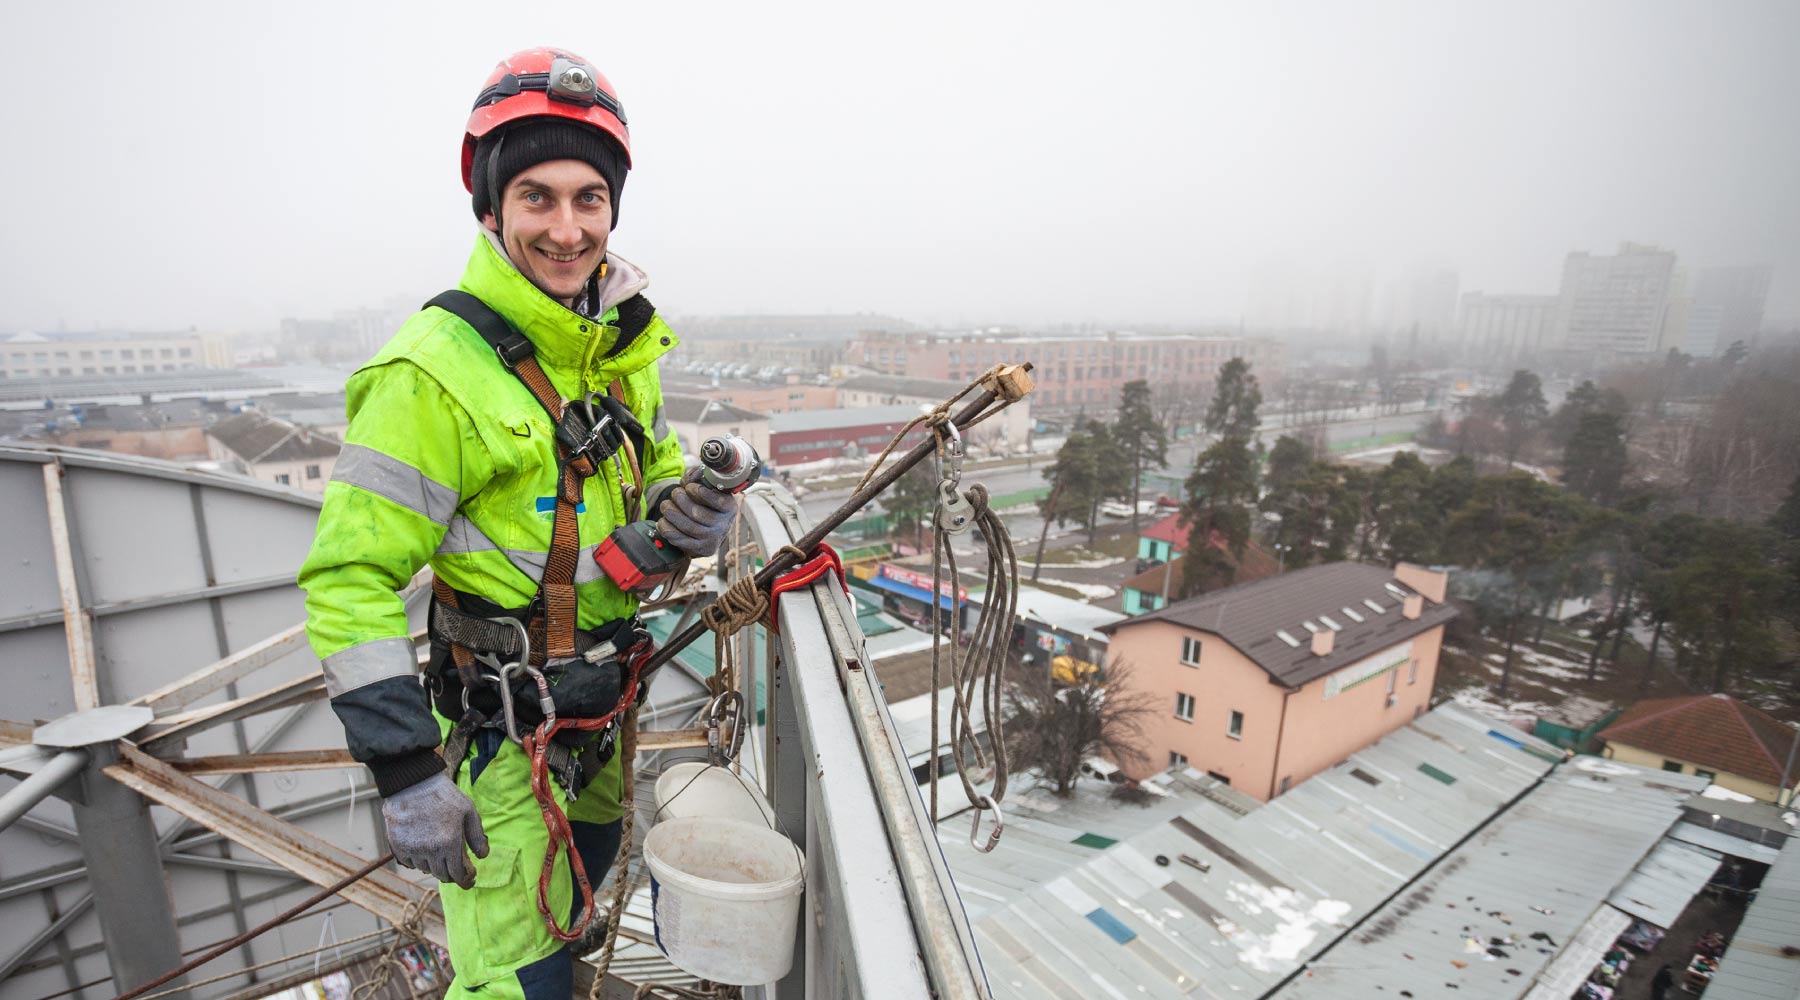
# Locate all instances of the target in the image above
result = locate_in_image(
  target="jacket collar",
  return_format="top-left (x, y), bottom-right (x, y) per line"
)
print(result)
top-left (457, 233), bottom-right (674, 394)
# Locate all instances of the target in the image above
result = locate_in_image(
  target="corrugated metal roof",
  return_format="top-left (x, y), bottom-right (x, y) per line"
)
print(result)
top-left (1704, 834), bottom-right (1800, 1000)
top-left (1606, 838), bottom-right (1720, 927)
top-left (1281, 758), bottom-right (1708, 1000)
top-left (953, 704), bottom-right (1563, 1000)
top-left (1519, 905), bottom-right (1633, 1000)
top-left (1668, 820), bottom-right (1783, 863)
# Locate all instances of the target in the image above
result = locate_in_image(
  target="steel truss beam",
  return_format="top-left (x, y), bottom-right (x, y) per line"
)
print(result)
top-left (102, 744), bottom-right (444, 947)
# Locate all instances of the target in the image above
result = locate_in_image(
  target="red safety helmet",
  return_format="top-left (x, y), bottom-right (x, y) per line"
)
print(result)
top-left (461, 47), bottom-right (631, 194)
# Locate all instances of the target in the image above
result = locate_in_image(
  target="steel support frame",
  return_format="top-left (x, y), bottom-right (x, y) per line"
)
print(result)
top-left (70, 743), bottom-right (190, 996)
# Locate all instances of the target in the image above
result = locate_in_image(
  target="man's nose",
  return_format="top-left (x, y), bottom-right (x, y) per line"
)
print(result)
top-left (549, 203), bottom-right (581, 246)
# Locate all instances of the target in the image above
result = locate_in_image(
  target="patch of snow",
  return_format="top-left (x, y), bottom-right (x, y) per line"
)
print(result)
top-left (1700, 784), bottom-right (1756, 804)
top-left (1226, 883), bottom-right (1353, 972)
top-left (1035, 555), bottom-right (1127, 569)
top-left (1033, 577), bottom-right (1117, 600)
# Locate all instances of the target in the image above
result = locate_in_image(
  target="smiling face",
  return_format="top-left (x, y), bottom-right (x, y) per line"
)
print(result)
top-left (482, 159), bottom-right (612, 307)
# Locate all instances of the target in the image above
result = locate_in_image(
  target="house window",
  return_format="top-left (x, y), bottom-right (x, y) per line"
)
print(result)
top-left (1408, 658), bottom-right (1418, 685)
top-left (1174, 693), bottom-right (1194, 722)
top-left (305, 464), bottom-right (322, 480)
top-left (274, 474), bottom-right (291, 485)
top-left (1386, 669), bottom-right (1398, 700)
top-left (1227, 710), bottom-right (1244, 739)
top-left (1278, 776), bottom-right (1291, 794)
top-left (1169, 751), bottom-right (1188, 769)
top-left (1180, 636), bottom-right (1202, 666)
top-left (1661, 760), bottom-right (1683, 773)
top-left (1695, 769), bottom-right (1716, 782)
top-left (1206, 770), bottom-right (1231, 786)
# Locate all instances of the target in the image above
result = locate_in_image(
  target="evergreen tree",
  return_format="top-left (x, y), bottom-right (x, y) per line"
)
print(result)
top-left (1181, 436), bottom-right (1257, 595)
top-left (884, 460), bottom-right (941, 553)
top-left (1496, 369), bottom-right (1548, 464)
top-left (1369, 451), bottom-right (1439, 563)
top-left (1563, 408), bottom-right (1630, 506)
top-left (1114, 380), bottom-right (1169, 531)
top-left (1663, 519), bottom-right (1784, 692)
top-left (1443, 473), bottom-right (1584, 699)
top-left (1263, 435), bottom-right (1314, 499)
top-left (1770, 474), bottom-right (1800, 619)
top-left (1205, 358), bottom-right (1262, 439)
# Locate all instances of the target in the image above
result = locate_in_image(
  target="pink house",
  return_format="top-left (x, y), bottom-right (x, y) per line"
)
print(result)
top-left (1099, 562), bottom-right (1455, 801)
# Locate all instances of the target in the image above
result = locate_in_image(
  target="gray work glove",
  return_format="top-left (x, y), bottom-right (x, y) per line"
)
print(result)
top-left (657, 466), bottom-right (739, 557)
top-left (381, 771), bottom-right (488, 889)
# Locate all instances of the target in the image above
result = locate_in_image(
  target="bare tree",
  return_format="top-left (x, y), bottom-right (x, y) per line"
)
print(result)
top-left (1004, 656), bottom-right (1159, 797)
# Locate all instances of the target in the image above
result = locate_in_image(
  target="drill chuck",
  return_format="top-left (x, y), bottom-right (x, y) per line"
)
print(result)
top-left (698, 435), bottom-right (761, 494)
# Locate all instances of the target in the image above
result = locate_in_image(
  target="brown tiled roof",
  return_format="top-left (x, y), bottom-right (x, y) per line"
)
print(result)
top-left (1140, 511), bottom-right (1190, 548)
top-left (208, 411), bottom-right (341, 463)
top-left (1120, 540), bottom-right (1281, 596)
top-left (1101, 561), bottom-right (1456, 688)
top-left (1598, 693), bottom-right (1799, 787)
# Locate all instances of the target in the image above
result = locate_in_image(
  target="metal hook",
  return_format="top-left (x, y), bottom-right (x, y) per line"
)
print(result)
top-left (470, 618), bottom-right (531, 743)
top-left (705, 689), bottom-right (746, 764)
top-left (933, 421), bottom-right (965, 488)
top-left (969, 794), bottom-right (1005, 853)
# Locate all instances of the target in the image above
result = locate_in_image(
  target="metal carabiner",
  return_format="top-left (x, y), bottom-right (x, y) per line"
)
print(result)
top-left (933, 421), bottom-right (965, 489)
top-left (969, 794), bottom-right (1005, 853)
top-left (470, 619), bottom-right (532, 744)
top-left (705, 688), bottom-right (746, 765)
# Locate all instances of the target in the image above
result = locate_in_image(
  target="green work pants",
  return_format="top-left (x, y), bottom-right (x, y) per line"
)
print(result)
top-left (437, 719), bottom-right (622, 1000)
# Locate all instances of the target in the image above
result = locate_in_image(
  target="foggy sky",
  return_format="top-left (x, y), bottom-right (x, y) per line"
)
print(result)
top-left (2, 0), bottom-right (1796, 334)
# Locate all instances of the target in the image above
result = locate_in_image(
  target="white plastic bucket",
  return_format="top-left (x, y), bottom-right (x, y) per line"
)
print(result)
top-left (653, 761), bottom-right (776, 828)
top-left (644, 816), bottom-right (805, 985)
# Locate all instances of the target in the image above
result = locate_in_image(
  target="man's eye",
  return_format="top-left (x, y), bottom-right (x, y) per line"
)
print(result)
top-left (524, 191), bottom-right (543, 204)
top-left (581, 192), bottom-right (605, 204)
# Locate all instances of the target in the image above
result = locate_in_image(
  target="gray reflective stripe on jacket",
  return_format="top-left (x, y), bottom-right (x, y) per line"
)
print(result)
top-left (332, 443), bottom-right (460, 526)
top-left (436, 514), bottom-right (608, 586)
top-left (322, 636), bottom-right (419, 697)
top-left (651, 405), bottom-right (669, 441)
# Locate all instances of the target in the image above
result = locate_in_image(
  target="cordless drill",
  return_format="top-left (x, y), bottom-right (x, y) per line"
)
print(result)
top-left (594, 435), bottom-right (762, 593)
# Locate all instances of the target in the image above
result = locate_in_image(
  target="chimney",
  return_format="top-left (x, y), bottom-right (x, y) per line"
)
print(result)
top-left (1402, 594), bottom-right (1423, 620)
top-left (1311, 629), bottom-right (1335, 656)
top-left (1392, 563), bottom-right (1448, 603)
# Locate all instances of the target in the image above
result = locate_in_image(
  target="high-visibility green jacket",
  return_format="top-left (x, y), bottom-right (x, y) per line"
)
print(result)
top-left (299, 233), bottom-right (684, 815)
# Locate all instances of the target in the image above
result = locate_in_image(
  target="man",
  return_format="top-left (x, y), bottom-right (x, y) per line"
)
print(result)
top-left (299, 47), bottom-right (738, 999)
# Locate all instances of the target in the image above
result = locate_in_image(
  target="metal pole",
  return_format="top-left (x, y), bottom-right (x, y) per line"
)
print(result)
top-left (0, 748), bottom-right (89, 831)
top-left (71, 744), bottom-right (189, 997)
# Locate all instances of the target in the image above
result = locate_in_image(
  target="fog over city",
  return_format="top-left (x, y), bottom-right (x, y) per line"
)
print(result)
top-left (1, 0), bottom-right (1796, 333)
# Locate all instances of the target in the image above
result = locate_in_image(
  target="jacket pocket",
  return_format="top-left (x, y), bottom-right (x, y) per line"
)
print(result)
top-left (443, 842), bottom-right (553, 984)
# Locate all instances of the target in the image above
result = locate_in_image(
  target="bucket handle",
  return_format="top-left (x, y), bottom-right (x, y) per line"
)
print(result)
top-left (969, 794), bottom-right (1004, 853)
top-left (655, 761), bottom-right (807, 888)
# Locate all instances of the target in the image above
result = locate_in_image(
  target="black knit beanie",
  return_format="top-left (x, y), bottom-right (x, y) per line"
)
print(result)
top-left (471, 118), bottom-right (629, 229)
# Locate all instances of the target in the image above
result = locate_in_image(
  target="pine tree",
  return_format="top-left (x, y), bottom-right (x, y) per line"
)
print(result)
top-left (1114, 380), bottom-right (1169, 531)
top-left (1205, 357), bottom-right (1262, 439)
top-left (1496, 369), bottom-right (1548, 464)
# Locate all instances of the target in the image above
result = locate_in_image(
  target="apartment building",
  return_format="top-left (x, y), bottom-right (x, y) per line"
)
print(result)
top-left (845, 331), bottom-right (1284, 414)
top-left (1102, 561), bottom-right (1455, 800)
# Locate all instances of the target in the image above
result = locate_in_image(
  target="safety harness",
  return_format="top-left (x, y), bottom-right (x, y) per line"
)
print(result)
top-left (423, 288), bottom-right (661, 942)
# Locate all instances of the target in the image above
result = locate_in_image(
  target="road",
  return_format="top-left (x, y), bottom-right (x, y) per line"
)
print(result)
top-left (796, 407), bottom-right (1441, 550)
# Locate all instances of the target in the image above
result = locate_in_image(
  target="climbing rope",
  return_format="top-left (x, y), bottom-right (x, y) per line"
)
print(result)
top-left (350, 887), bottom-right (441, 1000)
top-left (585, 706), bottom-right (638, 998)
top-left (926, 483), bottom-right (1015, 851)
